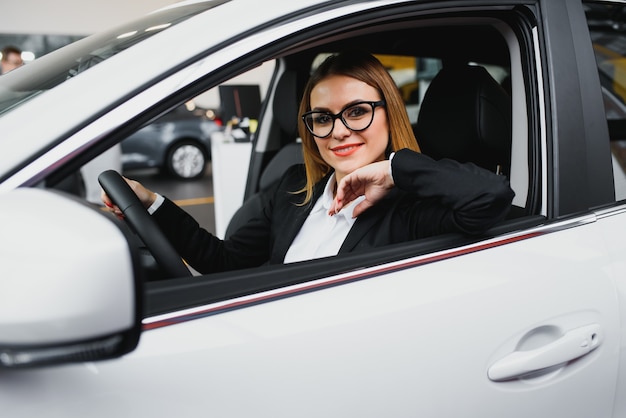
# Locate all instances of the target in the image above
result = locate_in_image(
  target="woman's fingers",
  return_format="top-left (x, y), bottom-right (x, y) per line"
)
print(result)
top-left (100, 175), bottom-right (155, 218)
top-left (330, 176), bottom-right (362, 215)
top-left (331, 161), bottom-right (394, 217)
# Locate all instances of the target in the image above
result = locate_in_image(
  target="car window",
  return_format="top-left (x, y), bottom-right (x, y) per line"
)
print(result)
top-left (45, 5), bottom-right (532, 314)
top-left (79, 60), bottom-right (275, 208)
top-left (585, 2), bottom-right (626, 200)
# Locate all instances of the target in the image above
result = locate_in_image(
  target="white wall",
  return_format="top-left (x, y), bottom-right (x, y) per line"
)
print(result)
top-left (0, 0), bottom-right (182, 35)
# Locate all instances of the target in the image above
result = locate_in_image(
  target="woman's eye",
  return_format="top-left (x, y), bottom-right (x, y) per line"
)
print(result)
top-left (345, 105), bottom-right (369, 118)
top-left (315, 114), bottom-right (332, 124)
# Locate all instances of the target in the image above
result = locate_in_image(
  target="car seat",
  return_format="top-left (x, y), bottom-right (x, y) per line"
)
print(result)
top-left (414, 63), bottom-right (512, 177)
top-left (225, 70), bottom-right (304, 239)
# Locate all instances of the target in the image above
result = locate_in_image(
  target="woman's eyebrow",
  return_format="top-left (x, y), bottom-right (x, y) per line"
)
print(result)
top-left (310, 99), bottom-right (374, 112)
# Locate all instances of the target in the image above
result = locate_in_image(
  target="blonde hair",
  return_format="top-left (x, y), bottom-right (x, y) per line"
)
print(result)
top-left (297, 51), bottom-right (420, 204)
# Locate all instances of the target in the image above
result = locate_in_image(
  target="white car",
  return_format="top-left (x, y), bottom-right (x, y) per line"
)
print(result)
top-left (1, 0), bottom-right (626, 416)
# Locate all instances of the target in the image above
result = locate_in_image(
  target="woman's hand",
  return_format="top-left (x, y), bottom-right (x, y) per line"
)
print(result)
top-left (330, 160), bottom-right (395, 218)
top-left (101, 176), bottom-right (157, 219)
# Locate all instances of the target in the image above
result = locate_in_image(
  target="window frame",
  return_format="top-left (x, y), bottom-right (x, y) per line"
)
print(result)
top-left (140, 5), bottom-right (542, 317)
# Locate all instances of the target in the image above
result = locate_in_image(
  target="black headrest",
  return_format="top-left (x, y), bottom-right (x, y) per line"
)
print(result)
top-left (272, 70), bottom-right (299, 142)
top-left (415, 64), bottom-right (512, 175)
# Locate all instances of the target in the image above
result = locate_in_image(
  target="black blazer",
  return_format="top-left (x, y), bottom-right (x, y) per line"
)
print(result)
top-left (153, 149), bottom-right (515, 274)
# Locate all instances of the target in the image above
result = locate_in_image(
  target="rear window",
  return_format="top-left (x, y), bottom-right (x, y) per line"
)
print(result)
top-left (586, 2), bottom-right (626, 199)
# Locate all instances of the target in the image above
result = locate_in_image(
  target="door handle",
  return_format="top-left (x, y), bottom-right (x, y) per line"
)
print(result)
top-left (488, 323), bottom-right (602, 381)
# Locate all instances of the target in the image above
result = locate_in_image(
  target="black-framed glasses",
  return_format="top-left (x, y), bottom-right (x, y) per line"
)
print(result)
top-left (301, 100), bottom-right (386, 138)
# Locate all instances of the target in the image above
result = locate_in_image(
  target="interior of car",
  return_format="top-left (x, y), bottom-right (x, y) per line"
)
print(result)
top-left (50, 10), bottom-right (547, 315)
top-left (235, 19), bottom-right (534, 234)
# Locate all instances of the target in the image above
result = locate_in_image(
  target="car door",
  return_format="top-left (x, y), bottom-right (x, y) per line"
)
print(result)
top-left (2, 223), bottom-right (618, 417)
top-left (130, 1), bottom-right (625, 415)
top-left (0, 1), bottom-right (623, 417)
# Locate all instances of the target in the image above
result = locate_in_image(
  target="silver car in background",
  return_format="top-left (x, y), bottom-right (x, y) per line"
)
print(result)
top-left (121, 104), bottom-right (222, 179)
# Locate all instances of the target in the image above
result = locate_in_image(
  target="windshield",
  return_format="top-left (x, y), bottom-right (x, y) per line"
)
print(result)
top-left (0, 1), bottom-right (227, 116)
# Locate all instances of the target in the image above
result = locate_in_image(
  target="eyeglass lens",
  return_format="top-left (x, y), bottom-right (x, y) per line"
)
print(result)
top-left (304, 102), bottom-right (378, 138)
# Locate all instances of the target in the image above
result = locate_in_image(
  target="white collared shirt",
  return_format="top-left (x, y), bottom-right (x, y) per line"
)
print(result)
top-left (283, 173), bottom-right (364, 264)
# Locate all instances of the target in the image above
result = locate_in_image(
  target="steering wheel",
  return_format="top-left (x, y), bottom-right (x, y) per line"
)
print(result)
top-left (98, 170), bottom-right (192, 279)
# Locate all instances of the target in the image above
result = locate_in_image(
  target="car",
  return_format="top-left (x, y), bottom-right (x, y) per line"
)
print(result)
top-left (1, 0), bottom-right (625, 416)
top-left (120, 103), bottom-right (223, 180)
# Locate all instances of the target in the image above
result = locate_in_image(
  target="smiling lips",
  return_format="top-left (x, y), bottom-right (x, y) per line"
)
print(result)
top-left (330, 143), bottom-right (363, 156)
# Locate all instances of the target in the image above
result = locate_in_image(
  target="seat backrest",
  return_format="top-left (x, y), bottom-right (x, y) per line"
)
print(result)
top-left (414, 64), bottom-right (512, 176)
top-left (225, 70), bottom-right (304, 239)
top-left (258, 141), bottom-right (303, 190)
top-left (257, 68), bottom-right (304, 189)
top-left (272, 69), bottom-right (300, 146)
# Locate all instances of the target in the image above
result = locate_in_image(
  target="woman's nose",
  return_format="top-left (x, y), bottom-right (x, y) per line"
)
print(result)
top-left (331, 118), bottom-right (351, 140)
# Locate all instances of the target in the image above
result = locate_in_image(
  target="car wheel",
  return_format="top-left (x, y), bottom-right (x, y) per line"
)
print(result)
top-left (166, 140), bottom-right (207, 180)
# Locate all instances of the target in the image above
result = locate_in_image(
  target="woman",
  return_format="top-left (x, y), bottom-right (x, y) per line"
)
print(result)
top-left (103, 51), bottom-right (514, 273)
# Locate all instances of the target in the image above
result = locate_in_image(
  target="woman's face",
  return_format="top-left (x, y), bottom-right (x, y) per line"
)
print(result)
top-left (310, 75), bottom-right (389, 183)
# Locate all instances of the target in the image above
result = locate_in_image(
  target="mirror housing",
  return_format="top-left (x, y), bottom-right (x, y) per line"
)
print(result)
top-left (0, 188), bottom-right (142, 368)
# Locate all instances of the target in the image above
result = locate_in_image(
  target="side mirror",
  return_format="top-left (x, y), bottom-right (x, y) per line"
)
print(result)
top-left (0, 188), bottom-right (142, 368)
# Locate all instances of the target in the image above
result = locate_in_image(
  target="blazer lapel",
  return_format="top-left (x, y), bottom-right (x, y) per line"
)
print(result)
top-left (338, 188), bottom-right (401, 253)
top-left (337, 211), bottom-right (380, 253)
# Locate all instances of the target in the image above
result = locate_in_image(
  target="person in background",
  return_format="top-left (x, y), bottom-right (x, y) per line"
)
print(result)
top-left (103, 50), bottom-right (515, 274)
top-left (1, 45), bottom-right (24, 74)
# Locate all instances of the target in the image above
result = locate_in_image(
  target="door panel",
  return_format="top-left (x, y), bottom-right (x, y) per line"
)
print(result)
top-left (596, 208), bottom-right (626, 417)
top-left (2, 218), bottom-right (619, 417)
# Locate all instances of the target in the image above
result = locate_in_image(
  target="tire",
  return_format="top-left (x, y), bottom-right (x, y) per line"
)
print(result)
top-left (166, 140), bottom-right (207, 180)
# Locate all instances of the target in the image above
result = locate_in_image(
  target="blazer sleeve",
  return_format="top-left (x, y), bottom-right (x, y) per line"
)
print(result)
top-left (152, 192), bottom-right (274, 274)
top-left (391, 148), bottom-right (515, 236)
top-left (150, 164), bottom-right (307, 274)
